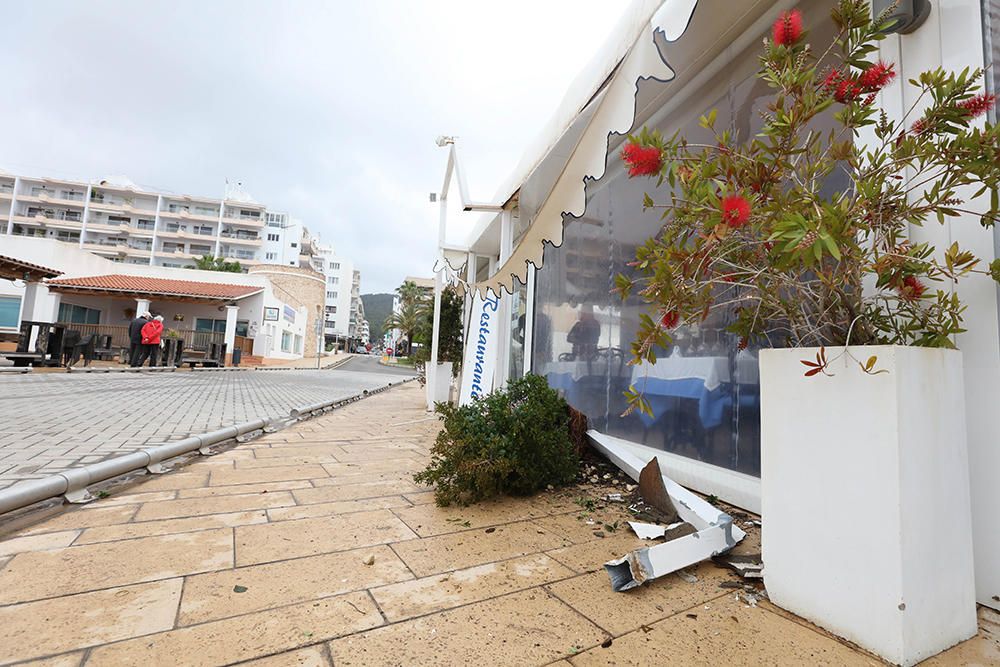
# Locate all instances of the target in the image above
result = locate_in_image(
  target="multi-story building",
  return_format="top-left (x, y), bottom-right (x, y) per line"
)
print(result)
top-left (0, 172), bottom-right (298, 272)
top-left (297, 227), bottom-right (363, 349)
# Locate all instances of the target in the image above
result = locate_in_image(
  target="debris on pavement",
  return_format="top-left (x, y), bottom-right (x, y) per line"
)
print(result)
top-left (591, 438), bottom-right (745, 592)
top-left (637, 458), bottom-right (680, 524)
top-left (713, 553), bottom-right (763, 579)
top-left (627, 520), bottom-right (686, 540)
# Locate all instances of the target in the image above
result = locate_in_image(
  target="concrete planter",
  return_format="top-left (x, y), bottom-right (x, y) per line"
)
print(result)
top-left (760, 345), bottom-right (977, 666)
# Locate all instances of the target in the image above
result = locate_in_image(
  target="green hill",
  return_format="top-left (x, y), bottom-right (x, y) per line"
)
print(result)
top-left (361, 293), bottom-right (395, 342)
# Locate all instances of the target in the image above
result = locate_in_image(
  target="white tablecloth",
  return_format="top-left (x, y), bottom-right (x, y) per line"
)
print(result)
top-left (630, 351), bottom-right (759, 391)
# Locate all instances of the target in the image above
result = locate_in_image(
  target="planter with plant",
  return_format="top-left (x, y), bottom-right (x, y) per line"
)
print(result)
top-left (414, 373), bottom-right (579, 506)
top-left (615, 2), bottom-right (996, 663)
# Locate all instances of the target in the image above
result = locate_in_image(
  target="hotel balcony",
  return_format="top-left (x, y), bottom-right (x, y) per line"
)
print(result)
top-left (221, 213), bottom-right (264, 228)
top-left (220, 230), bottom-right (262, 246)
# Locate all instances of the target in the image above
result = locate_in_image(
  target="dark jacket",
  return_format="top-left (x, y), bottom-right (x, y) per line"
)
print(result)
top-left (128, 317), bottom-right (148, 345)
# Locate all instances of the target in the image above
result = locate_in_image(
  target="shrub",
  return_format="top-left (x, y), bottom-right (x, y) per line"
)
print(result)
top-left (414, 374), bottom-right (580, 506)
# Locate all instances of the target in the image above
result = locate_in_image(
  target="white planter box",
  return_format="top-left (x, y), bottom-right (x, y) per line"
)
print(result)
top-left (760, 345), bottom-right (977, 666)
top-left (427, 362), bottom-right (453, 406)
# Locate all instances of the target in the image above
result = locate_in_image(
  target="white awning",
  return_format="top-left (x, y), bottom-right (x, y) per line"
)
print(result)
top-left (469, 0), bottom-right (783, 295)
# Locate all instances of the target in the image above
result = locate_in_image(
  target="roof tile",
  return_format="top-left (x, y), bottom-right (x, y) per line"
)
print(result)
top-left (46, 274), bottom-right (262, 300)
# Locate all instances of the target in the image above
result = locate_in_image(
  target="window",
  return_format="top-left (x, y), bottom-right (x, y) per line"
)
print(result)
top-left (327, 305), bottom-right (337, 314)
top-left (281, 331), bottom-right (292, 352)
top-left (265, 252), bottom-right (277, 260)
top-left (57, 303), bottom-right (101, 325)
top-left (330, 262), bottom-right (340, 270)
top-left (326, 291), bottom-right (338, 299)
top-left (195, 318), bottom-right (249, 337)
top-left (137, 219), bottom-right (155, 230)
top-left (327, 276), bottom-right (339, 284)
top-left (267, 233), bottom-right (279, 242)
top-left (290, 242), bottom-right (298, 248)
top-left (108, 215), bottom-right (131, 225)
top-left (294, 335), bottom-right (303, 354)
top-left (0, 296), bottom-right (21, 328)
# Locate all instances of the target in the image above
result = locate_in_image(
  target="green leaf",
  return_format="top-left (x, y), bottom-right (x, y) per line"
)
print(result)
top-left (233, 585), bottom-right (248, 593)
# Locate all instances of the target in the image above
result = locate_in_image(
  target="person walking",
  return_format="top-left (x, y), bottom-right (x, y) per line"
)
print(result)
top-left (128, 312), bottom-right (151, 366)
top-left (135, 315), bottom-right (164, 367)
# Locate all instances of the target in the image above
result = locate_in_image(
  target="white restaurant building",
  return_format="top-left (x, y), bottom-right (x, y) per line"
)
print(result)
top-left (431, 0), bottom-right (1000, 623)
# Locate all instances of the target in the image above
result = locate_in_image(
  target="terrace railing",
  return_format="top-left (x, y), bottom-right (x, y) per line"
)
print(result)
top-left (55, 323), bottom-right (225, 352)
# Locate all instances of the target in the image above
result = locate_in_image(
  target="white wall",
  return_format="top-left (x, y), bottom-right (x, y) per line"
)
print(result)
top-left (863, 1), bottom-right (1000, 612)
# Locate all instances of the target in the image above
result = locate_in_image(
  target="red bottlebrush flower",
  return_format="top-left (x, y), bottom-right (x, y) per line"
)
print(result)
top-left (621, 142), bottom-right (663, 178)
top-left (897, 275), bottom-right (927, 300)
top-left (910, 117), bottom-right (929, 135)
top-left (661, 310), bottom-right (680, 329)
top-left (858, 61), bottom-right (896, 92)
top-left (822, 68), bottom-right (842, 90)
top-left (720, 195), bottom-right (752, 228)
top-left (772, 9), bottom-right (803, 46)
top-left (958, 93), bottom-right (996, 119)
top-left (738, 336), bottom-right (749, 351)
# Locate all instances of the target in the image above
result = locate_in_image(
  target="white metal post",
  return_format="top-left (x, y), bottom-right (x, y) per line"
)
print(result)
top-left (214, 186), bottom-right (226, 259)
top-left (149, 194), bottom-right (163, 266)
top-left (6, 177), bottom-right (19, 236)
top-left (494, 210), bottom-right (514, 387)
top-left (428, 178), bottom-right (447, 412)
top-left (79, 183), bottom-right (91, 248)
top-left (523, 264), bottom-right (536, 374)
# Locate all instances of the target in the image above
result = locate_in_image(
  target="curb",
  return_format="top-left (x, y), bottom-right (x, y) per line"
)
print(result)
top-left (0, 376), bottom-right (417, 519)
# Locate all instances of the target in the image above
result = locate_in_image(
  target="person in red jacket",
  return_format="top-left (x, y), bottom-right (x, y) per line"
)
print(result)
top-left (135, 315), bottom-right (164, 367)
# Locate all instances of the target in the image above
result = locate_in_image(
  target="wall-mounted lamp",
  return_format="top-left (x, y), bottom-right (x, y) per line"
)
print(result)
top-left (873, 0), bottom-right (931, 34)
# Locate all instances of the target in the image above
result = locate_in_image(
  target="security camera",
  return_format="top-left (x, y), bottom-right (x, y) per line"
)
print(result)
top-left (873, 0), bottom-right (930, 34)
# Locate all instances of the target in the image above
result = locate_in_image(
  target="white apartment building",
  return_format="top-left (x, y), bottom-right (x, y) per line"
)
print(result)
top-left (0, 172), bottom-right (299, 271)
top-left (297, 228), bottom-right (364, 348)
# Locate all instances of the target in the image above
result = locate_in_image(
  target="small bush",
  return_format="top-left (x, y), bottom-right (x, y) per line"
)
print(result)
top-left (414, 374), bottom-right (580, 506)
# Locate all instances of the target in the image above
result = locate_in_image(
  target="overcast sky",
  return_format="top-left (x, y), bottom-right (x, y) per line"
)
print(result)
top-left (2, 1), bottom-right (628, 293)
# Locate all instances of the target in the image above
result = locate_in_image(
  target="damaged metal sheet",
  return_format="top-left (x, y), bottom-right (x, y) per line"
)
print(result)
top-left (628, 521), bottom-right (688, 540)
top-left (637, 458), bottom-right (680, 523)
top-left (589, 433), bottom-right (746, 592)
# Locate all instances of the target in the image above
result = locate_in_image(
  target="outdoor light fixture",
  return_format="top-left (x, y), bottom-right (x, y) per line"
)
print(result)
top-left (435, 135), bottom-right (455, 147)
top-left (873, 0), bottom-right (931, 34)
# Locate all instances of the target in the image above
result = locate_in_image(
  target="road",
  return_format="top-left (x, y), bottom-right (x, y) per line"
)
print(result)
top-left (0, 358), bottom-right (416, 491)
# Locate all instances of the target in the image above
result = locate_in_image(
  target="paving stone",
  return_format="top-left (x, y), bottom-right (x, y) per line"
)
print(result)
top-left (0, 367), bottom-right (414, 491)
top-left (235, 509), bottom-right (418, 566)
top-left (0, 579), bottom-right (182, 664)
top-left (11, 652), bottom-right (85, 666)
top-left (75, 510), bottom-right (268, 545)
top-left (391, 497), bottom-right (577, 538)
top-left (87, 591), bottom-right (381, 666)
top-left (133, 490), bottom-right (297, 521)
top-left (0, 529), bottom-right (80, 557)
top-left (179, 544), bottom-right (412, 625)
top-left (267, 496), bottom-right (412, 522)
top-left (391, 520), bottom-right (574, 578)
top-left (569, 593), bottom-right (877, 666)
top-left (177, 479), bottom-right (313, 499)
top-left (17, 505), bottom-right (140, 536)
top-left (238, 646), bottom-right (329, 667)
top-left (329, 588), bottom-right (604, 666)
top-left (292, 480), bottom-right (422, 505)
top-left (209, 465), bottom-right (330, 487)
top-left (545, 562), bottom-right (735, 636)
top-left (79, 490), bottom-right (177, 508)
top-left (371, 554), bottom-right (575, 621)
top-left (0, 528), bottom-right (233, 604)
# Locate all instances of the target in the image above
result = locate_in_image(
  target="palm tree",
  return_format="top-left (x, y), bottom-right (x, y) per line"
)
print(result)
top-left (385, 280), bottom-right (429, 356)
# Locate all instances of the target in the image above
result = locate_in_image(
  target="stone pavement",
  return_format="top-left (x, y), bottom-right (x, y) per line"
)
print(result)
top-left (0, 357), bottom-right (414, 490)
top-left (0, 381), bottom-right (996, 666)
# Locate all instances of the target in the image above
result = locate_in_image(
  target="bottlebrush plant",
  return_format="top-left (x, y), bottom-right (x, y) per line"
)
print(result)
top-left (616, 0), bottom-right (1000, 411)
